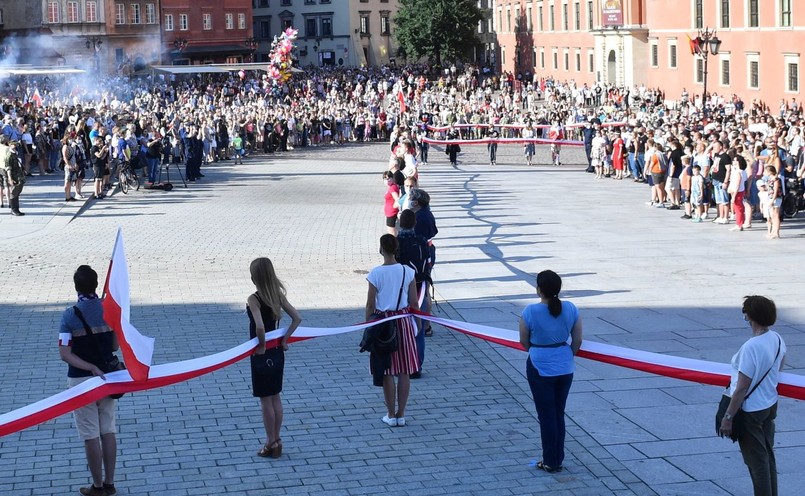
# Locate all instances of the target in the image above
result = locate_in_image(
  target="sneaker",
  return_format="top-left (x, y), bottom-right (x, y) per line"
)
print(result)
top-left (396, 417), bottom-right (406, 427)
top-left (645, 201), bottom-right (655, 206)
top-left (381, 415), bottom-right (397, 427)
top-left (681, 214), bottom-right (692, 219)
top-left (103, 484), bottom-right (117, 496)
top-left (79, 486), bottom-right (106, 496)
top-left (729, 226), bottom-right (743, 232)
top-left (655, 203), bottom-right (666, 208)
top-left (693, 217), bottom-right (703, 223)
top-left (715, 218), bottom-right (729, 224)
top-left (667, 205), bottom-right (681, 210)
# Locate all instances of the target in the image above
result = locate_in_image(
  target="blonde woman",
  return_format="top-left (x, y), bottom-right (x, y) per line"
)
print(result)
top-left (247, 257), bottom-right (302, 458)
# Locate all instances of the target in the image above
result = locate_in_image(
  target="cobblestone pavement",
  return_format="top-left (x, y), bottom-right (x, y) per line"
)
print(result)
top-left (1, 142), bottom-right (803, 496)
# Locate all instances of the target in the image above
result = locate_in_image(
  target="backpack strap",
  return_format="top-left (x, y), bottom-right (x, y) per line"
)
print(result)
top-left (394, 265), bottom-right (406, 311)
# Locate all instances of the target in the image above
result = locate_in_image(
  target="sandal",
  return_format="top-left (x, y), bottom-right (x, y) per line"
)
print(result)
top-left (536, 461), bottom-right (562, 473)
top-left (257, 440), bottom-right (280, 458)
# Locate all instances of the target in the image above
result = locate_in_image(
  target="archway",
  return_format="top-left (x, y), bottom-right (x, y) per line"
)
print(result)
top-left (607, 50), bottom-right (616, 84)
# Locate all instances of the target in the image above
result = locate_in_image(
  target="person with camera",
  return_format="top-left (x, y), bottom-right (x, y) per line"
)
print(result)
top-left (58, 265), bottom-right (121, 496)
top-left (90, 136), bottom-right (110, 200)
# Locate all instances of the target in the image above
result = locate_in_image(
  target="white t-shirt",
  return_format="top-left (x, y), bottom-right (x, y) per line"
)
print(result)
top-left (366, 264), bottom-right (414, 312)
top-left (729, 331), bottom-right (786, 412)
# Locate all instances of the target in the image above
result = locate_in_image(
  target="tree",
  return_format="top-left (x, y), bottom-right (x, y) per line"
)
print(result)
top-left (394, 0), bottom-right (483, 67)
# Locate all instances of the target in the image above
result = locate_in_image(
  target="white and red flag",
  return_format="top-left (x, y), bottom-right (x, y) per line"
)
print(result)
top-left (397, 87), bottom-right (406, 114)
top-left (31, 88), bottom-right (43, 107)
top-left (102, 229), bottom-right (154, 381)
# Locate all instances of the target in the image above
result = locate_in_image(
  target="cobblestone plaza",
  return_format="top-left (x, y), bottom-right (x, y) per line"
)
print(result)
top-left (1, 143), bottom-right (803, 495)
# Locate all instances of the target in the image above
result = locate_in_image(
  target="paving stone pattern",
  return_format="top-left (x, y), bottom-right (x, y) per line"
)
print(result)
top-left (1, 142), bottom-right (803, 495)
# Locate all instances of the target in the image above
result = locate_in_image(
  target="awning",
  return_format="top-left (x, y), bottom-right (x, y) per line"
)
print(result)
top-left (150, 66), bottom-right (229, 75)
top-left (175, 44), bottom-right (253, 57)
top-left (0, 66), bottom-right (85, 77)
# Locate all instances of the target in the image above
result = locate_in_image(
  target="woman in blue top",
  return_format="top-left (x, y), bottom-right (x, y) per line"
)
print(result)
top-left (519, 270), bottom-right (583, 473)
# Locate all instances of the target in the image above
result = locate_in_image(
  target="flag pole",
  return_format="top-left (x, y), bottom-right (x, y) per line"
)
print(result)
top-left (102, 228), bottom-right (122, 298)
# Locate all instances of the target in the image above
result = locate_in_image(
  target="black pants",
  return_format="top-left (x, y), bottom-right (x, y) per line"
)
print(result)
top-left (738, 403), bottom-right (778, 496)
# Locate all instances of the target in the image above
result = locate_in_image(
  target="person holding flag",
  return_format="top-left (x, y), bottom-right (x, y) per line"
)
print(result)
top-left (548, 119), bottom-right (565, 166)
top-left (58, 265), bottom-right (122, 496)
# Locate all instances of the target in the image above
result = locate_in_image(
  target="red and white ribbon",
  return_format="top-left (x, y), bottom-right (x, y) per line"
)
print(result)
top-left (422, 136), bottom-right (584, 147)
top-left (425, 121), bottom-right (627, 132)
top-left (3, 311), bottom-right (804, 437)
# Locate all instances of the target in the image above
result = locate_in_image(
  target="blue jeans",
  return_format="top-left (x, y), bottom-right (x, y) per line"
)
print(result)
top-left (147, 157), bottom-right (159, 183)
top-left (635, 153), bottom-right (645, 179)
top-left (526, 358), bottom-right (573, 468)
top-left (628, 152), bottom-right (640, 178)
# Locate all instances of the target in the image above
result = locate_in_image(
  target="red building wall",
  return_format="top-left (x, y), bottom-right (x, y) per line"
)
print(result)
top-left (161, 0), bottom-right (253, 63)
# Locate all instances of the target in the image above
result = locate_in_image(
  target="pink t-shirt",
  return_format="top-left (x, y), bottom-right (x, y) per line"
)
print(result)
top-left (384, 183), bottom-right (400, 217)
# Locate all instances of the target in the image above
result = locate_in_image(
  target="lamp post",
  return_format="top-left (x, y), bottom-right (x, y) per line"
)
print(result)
top-left (85, 36), bottom-right (102, 72)
top-left (173, 38), bottom-right (188, 52)
top-left (245, 37), bottom-right (258, 62)
top-left (696, 27), bottom-right (722, 114)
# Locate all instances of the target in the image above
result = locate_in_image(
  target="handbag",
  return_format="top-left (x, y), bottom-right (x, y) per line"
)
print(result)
top-left (74, 306), bottom-right (127, 399)
top-left (716, 336), bottom-right (781, 442)
top-left (359, 265), bottom-right (406, 354)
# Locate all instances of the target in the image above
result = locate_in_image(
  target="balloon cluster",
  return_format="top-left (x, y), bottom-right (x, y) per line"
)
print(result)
top-left (266, 27), bottom-right (298, 83)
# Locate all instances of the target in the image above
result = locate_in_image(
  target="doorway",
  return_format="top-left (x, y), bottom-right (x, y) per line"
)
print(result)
top-left (607, 50), bottom-right (616, 84)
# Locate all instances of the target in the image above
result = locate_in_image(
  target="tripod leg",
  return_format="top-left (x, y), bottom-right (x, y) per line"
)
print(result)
top-left (173, 163), bottom-right (187, 188)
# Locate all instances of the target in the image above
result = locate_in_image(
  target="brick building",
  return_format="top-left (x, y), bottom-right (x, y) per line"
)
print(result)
top-left (161, 0), bottom-right (253, 64)
top-left (494, 0), bottom-right (801, 105)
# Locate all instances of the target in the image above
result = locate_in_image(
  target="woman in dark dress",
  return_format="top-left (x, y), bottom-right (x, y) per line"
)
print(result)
top-left (247, 257), bottom-right (302, 458)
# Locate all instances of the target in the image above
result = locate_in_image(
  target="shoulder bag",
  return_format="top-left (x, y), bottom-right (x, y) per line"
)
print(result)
top-left (359, 266), bottom-right (406, 354)
top-left (74, 306), bottom-right (126, 399)
top-left (716, 335), bottom-right (781, 442)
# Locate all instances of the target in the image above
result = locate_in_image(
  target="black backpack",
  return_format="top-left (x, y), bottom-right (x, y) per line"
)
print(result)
top-left (396, 234), bottom-right (430, 284)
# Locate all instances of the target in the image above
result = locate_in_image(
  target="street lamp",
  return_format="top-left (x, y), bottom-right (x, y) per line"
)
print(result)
top-left (85, 36), bottom-right (102, 72)
top-left (245, 37), bottom-right (258, 62)
top-left (697, 27), bottom-right (722, 114)
top-left (173, 38), bottom-right (188, 52)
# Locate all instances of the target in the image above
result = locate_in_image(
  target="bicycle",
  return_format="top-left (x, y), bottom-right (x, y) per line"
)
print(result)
top-left (118, 160), bottom-right (140, 194)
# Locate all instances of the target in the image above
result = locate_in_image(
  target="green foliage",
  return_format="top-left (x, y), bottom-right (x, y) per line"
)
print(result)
top-left (393, 0), bottom-right (483, 66)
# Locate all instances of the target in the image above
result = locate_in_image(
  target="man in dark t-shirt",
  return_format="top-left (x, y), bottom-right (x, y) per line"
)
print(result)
top-left (710, 140), bottom-right (733, 223)
top-left (58, 265), bottom-right (120, 496)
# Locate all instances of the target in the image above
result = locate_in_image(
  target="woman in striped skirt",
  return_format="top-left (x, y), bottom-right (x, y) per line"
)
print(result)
top-left (366, 234), bottom-right (421, 427)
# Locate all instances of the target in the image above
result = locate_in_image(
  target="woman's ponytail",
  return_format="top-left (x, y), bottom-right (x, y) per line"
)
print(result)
top-left (536, 270), bottom-right (563, 317)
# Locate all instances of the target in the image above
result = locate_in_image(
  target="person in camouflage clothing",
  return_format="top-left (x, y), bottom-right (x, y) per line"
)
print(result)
top-left (0, 135), bottom-right (25, 216)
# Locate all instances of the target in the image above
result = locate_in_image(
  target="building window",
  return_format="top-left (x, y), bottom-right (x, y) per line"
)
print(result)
top-left (305, 17), bottom-right (316, 36)
top-left (281, 0), bottom-right (291, 5)
top-left (749, 60), bottom-right (759, 88)
top-left (164, 14), bottom-right (173, 30)
top-left (203, 13), bottom-right (212, 30)
top-left (130, 4), bottom-right (140, 24)
top-left (553, 51), bottom-right (558, 70)
top-left (694, 0), bottom-right (703, 29)
top-left (322, 16), bottom-right (333, 36)
top-left (538, 6), bottom-right (543, 31)
top-left (651, 43), bottom-right (658, 67)
top-left (563, 4), bottom-right (568, 30)
top-left (360, 14), bottom-right (369, 34)
top-left (788, 63), bottom-right (799, 92)
top-left (574, 2), bottom-right (580, 30)
top-left (239, 13), bottom-right (246, 29)
top-left (587, 0), bottom-right (593, 29)
top-left (478, 19), bottom-right (483, 34)
top-left (669, 43), bottom-right (677, 68)
top-left (549, 5), bottom-right (555, 30)
top-left (380, 15), bottom-right (390, 35)
top-left (145, 3), bottom-right (155, 24)
top-left (502, 46), bottom-right (506, 65)
top-left (225, 13), bottom-right (234, 29)
top-left (721, 59), bottom-right (730, 85)
top-left (506, 8), bottom-right (511, 32)
top-left (576, 52), bottom-right (581, 71)
top-left (781, 0), bottom-right (792, 27)
top-left (696, 58), bottom-right (704, 83)
top-left (115, 3), bottom-right (125, 24)
top-left (526, 6), bottom-right (532, 30)
top-left (282, 18), bottom-right (293, 30)
top-left (47, 1), bottom-right (59, 23)
top-left (260, 20), bottom-right (270, 38)
top-left (258, 0), bottom-right (269, 6)
top-left (66, 1), bottom-right (78, 22)
top-left (720, 0), bottom-right (729, 28)
top-left (588, 52), bottom-right (594, 72)
top-left (564, 52), bottom-right (569, 70)
top-left (748, 0), bottom-right (759, 27)
top-left (540, 50), bottom-right (545, 69)
top-left (86, 1), bottom-right (97, 22)
top-left (179, 13), bottom-right (188, 31)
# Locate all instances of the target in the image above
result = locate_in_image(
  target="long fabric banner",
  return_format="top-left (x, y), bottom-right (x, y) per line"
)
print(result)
top-left (421, 136), bottom-right (585, 147)
top-left (2, 312), bottom-right (804, 437)
top-left (425, 121), bottom-right (627, 132)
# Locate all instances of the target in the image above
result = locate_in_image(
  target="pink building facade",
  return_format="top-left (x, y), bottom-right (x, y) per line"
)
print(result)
top-left (494, 0), bottom-right (801, 106)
